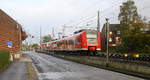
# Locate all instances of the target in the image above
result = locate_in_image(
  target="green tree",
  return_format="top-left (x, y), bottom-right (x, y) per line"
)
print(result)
top-left (31, 43), bottom-right (39, 51)
top-left (31, 43), bottom-right (38, 49)
top-left (118, 0), bottom-right (140, 37)
top-left (21, 43), bottom-right (30, 51)
top-left (117, 0), bottom-right (150, 53)
top-left (42, 34), bottom-right (53, 43)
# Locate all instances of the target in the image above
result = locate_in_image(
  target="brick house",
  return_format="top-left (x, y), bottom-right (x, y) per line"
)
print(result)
top-left (101, 23), bottom-right (150, 52)
top-left (0, 9), bottom-right (27, 60)
top-left (101, 24), bottom-right (121, 51)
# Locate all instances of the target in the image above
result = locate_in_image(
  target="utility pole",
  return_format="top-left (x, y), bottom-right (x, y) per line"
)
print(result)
top-left (97, 11), bottom-right (100, 32)
top-left (62, 25), bottom-right (65, 38)
top-left (40, 26), bottom-right (42, 51)
top-left (52, 27), bottom-right (55, 38)
top-left (58, 32), bottom-right (62, 39)
top-left (106, 18), bottom-right (109, 67)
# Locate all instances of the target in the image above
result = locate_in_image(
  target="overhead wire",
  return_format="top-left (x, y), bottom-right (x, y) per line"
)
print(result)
top-left (64, 0), bottom-right (104, 25)
top-left (73, 0), bottom-right (123, 26)
top-left (65, 0), bottom-right (150, 28)
top-left (65, 0), bottom-right (123, 26)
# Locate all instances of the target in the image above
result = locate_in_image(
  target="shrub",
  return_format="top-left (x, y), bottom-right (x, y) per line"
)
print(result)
top-left (0, 50), bottom-right (11, 71)
top-left (117, 35), bottom-right (150, 54)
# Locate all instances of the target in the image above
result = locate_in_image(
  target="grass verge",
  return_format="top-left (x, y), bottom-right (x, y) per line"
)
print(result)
top-left (26, 62), bottom-right (38, 80)
top-left (23, 54), bottom-right (38, 80)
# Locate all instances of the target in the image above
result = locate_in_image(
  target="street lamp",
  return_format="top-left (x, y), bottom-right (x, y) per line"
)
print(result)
top-left (106, 18), bottom-right (109, 67)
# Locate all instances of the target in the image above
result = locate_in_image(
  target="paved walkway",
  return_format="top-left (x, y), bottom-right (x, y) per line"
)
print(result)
top-left (0, 56), bottom-right (32, 80)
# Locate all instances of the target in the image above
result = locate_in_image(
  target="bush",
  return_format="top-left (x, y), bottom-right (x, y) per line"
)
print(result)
top-left (0, 50), bottom-right (11, 71)
top-left (118, 35), bottom-right (150, 53)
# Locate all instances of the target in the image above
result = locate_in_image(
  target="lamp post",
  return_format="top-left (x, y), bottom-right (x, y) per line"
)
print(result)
top-left (40, 26), bottom-right (42, 51)
top-left (106, 18), bottom-right (109, 67)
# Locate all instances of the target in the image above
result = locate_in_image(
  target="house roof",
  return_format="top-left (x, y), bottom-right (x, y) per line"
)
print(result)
top-left (0, 9), bottom-right (20, 26)
top-left (101, 24), bottom-right (120, 33)
top-left (0, 9), bottom-right (27, 40)
top-left (109, 24), bottom-right (120, 31)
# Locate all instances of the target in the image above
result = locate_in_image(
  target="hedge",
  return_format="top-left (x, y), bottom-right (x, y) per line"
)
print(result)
top-left (0, 50), bottom-right (11, 71)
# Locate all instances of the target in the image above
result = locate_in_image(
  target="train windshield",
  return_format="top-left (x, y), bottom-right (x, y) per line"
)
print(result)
top-left (86, 33), bottom-right (97, 44)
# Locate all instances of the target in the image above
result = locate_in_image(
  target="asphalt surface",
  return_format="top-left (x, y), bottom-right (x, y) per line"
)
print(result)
top-left (0, 58), bottom-right (28, 80)
top-left (25, 51), bottom-right (145, 80)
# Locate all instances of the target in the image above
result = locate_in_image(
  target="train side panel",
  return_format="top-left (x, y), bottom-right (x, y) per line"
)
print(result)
top-left (40, 30), bottom-right (101, 54)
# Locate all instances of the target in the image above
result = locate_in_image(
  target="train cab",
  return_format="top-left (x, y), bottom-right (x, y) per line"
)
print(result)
top-left (74, 29), bottom-right (101, 52)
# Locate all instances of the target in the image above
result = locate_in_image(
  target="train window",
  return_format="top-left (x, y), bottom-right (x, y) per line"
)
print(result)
top-left (57, 43), bottom-right (60, 47)
top-left (53, 44), bottom-right (57, 47)
top-left (75, 35), bottom-right (81, 44)
top-left (68, 40), bottom-right (74, 44)
top-left (86, 33), bottom-right (97, 44)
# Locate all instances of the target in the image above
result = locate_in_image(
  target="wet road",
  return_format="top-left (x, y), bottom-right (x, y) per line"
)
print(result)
top-left (25, 51), bottom-right (145, 80)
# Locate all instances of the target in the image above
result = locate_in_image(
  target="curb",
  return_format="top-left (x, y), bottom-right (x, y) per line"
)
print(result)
top-left (31, 62), bottom-right (39, 80)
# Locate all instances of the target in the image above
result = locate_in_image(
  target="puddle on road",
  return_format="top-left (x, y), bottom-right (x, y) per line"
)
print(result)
top-left (38, 72), bottom-right (88, 80)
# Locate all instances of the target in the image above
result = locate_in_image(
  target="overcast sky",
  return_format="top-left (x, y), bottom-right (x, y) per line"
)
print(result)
top-left (0, 0), bottom-right (149, 43)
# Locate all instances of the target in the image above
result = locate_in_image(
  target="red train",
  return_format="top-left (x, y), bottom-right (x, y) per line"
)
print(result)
top-left (40, 29), bottom-right (101, 55)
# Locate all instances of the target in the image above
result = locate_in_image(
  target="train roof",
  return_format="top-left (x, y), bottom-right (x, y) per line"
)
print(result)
top-left (74, 29), bottom-right (98, 34)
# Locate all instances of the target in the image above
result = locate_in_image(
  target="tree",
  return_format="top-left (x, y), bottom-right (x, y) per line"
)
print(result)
top-left (42, 34), bottom-right (53, 43)
top-left (118, 0), bottom-right (140, 24)
top-left (31, 43), bottom-right (38, 49)
top-left (117, 0), bottom-right (150, 53)
top-left (21, 43), bottom-right (29, 51)
top-left (118, 0), bottom-right (140, 37)
top-left (31, 43), bottom-right (39, 51)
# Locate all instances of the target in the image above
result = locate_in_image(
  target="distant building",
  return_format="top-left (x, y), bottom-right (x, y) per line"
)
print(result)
top-left (0, 9), bottom-right (27, 60)
top-left (101, 24), bottom-right (121, 51)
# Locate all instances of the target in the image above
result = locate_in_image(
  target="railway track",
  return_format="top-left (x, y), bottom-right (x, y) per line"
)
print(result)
top-left (50, 52), bottom-right (150, 67)
top-left (38, 50), bottom-right (150, 67)
top-left (75, 56), bottom-right (150, 67)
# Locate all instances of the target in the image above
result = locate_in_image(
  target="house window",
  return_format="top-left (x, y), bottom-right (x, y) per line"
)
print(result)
top-left (109, 32), bottom-right (112, 35)
top-left (112, 44), bottom-right (116, 46)
top-left (117, 31), bottom-right (120, 34)
top-left (116, 37), bottom-right (121, 44)
top-left (109, 38), bottom-right (112, 42)
top-left (116, 37), bottom-right (119, 41)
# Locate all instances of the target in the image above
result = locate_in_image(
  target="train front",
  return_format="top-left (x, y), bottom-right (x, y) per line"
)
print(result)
top-left (82, 29), bottom-right (101, 52)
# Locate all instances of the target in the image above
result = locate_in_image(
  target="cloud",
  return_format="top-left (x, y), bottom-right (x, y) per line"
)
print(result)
top-left (0, 0), bottom-right (149, 43)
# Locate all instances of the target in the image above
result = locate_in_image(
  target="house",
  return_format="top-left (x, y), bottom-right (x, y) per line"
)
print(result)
top-left (101, 24), bottom-right (121, 51)
top-left (0, 9), bottom-right (27, 61)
